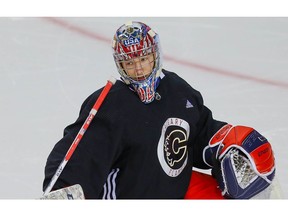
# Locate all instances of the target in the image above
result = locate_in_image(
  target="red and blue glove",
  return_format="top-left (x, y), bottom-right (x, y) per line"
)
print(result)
top-left (203, 124), bottom-right (275, 199)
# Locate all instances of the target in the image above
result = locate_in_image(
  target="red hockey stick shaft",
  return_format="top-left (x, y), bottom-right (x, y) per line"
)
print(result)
top-left (43, 77), bottom-right (116, 196)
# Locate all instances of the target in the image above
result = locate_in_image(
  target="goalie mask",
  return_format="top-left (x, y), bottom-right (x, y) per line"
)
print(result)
top-left (112, 21), bottom-right (162, 104)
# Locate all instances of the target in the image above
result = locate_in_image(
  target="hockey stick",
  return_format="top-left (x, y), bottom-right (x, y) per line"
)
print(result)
top-left (43, 76), bottom-right (116, 196)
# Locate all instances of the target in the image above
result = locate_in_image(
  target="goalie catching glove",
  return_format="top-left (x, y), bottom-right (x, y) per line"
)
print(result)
top-left (203, 124), bottom-right (275, 199)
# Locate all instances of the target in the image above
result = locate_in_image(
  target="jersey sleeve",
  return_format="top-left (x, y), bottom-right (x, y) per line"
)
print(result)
top-left (191, 91), bottom-right (227, 169)
top-left (43, 89), bottom-right (124, 198)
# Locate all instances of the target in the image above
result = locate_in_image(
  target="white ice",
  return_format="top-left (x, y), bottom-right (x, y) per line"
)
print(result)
top-left (0, 17), bottom-right (287, 199)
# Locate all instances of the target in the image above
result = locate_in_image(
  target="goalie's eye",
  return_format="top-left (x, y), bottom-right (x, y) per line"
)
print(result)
top-left (140, 56), bottom-right (148, 62)
top-left (124, 60), bottom-right (134, 66)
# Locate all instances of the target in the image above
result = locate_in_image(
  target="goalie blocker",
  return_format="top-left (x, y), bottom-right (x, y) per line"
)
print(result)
top-left (203, 124), bottom-right (275, 199)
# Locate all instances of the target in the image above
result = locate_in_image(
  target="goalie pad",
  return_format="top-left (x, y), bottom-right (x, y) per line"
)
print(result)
top-left (203, 124), bottom-right (275, 199)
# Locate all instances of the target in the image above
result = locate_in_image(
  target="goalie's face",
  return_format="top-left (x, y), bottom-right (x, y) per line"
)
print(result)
top-left (122, 53), bottom-right (155, 81)
top-left (112, 21), bottom-right (162, 104)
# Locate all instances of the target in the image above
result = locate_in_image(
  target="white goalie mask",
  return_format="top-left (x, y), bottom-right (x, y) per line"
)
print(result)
top-left (112, 21), bottom-right (162, 104)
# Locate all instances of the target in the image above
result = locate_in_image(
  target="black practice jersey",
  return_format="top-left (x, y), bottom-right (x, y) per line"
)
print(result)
top-left (43, 69), bottom-right (226, 199)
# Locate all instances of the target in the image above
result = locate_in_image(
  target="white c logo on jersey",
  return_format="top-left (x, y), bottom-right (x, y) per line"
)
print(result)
top-left (157, 118), bottom-right (190, 177)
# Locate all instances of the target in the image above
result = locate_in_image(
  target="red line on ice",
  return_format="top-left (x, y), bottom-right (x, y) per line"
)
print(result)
top-left (42, 17), bottom-right (288, 89)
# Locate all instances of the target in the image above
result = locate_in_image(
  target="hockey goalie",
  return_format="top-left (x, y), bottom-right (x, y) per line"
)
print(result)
top-left (42, 21), bottom-right (277, 200)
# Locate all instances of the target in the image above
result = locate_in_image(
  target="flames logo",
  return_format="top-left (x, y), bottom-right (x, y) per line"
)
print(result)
top-left (164, 130), bottom-right (187, 167)
top-left (157, 118), bottom-right (190, 177)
